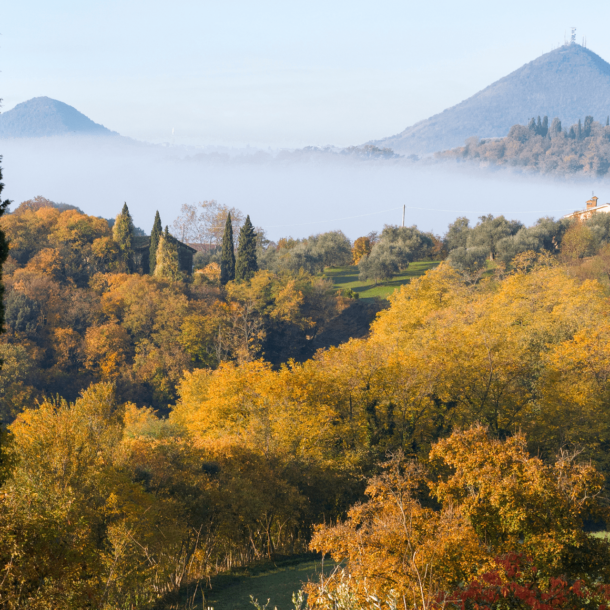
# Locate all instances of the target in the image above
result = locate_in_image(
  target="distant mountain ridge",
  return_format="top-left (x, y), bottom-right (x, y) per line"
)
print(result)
top-left (371, 44), bottom-right (610, 154)
top-left (0, 97), bottom-right (116, 138)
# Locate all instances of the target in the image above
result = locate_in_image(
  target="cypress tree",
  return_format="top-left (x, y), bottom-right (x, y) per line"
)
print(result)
top-left (235, 215), bottom-right (258, 282)
top-left (154, 226), bottom-right (181, 281)
top-left (577, 119), bottom-right (582, 140)
top-left (606, 116), bottom-right (609, 127)
top-left (220, 213), bottom-right (235, 285)
top-left (113, 202), bottom-right (135, 271)
top-left (584, 115), bottom-right (594, 138)
top-left (149, 210), bottom-right (162, 275)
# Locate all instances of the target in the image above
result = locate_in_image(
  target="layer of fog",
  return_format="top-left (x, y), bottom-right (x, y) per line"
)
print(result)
top-left (0, 135), bottom-right (602, 240)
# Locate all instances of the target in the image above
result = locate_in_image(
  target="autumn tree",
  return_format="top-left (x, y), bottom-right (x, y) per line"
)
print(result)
top-left (220, 213), bottom-right (235, 285)
top-left (308, 427), bottom-right (610, 608)
top-left (113, 202), bottom-right (136, 270)
top-left (154, 226), bottom-right (182, 281)
top-left (171, 200), bottom-right (243, 246)
top-left (351, 236), bottom-right (371, 264)
top-left (235, 215), bottom-right (258, 282)
top-left (149, 210), bottom-right (162, 274)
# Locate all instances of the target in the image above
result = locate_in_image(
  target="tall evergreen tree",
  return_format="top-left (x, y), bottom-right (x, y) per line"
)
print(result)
top-left (113, 202), bottom-right (135, 271)
top-left (154, 226), bottom-right (182, 281)
top-left (584, 115), bottom-right (594, 138)
top-left (550, 117), bottom-right (562, 138)
top-left (149, 210), bottom-right (162, 275)
top-left (235, 215), bottom-right (258, 282)
top-left (577, 119), bottom-right (582, 140)
top-left (220, 213), bottom-right (235, 285)
top-left (606, 116), bottom-right (609, 127)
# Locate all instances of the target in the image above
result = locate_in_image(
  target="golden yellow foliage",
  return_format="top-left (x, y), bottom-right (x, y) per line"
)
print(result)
top-left (200, 261), bottom-right (221, 283)
top-left (351, 236), bottom-right (371, 264)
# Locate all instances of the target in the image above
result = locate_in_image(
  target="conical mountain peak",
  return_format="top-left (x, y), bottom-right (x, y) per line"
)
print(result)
top-left (0, 97), bottom-right (117, 138)
top-left (372, 44), bottom-right (610, 154)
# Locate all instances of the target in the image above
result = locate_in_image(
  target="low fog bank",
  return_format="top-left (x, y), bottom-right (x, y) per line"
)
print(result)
top-left (0, 135), bottom-right (601, 240)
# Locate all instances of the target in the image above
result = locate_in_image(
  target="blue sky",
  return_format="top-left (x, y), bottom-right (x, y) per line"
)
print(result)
top-left (3, 0), bottom-right (610, 147)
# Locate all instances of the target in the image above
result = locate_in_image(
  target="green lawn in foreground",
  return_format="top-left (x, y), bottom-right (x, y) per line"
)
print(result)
top-left (325, 261), bottom-right (440, 301)
top-left (204, 560), bottom-right (334, 610)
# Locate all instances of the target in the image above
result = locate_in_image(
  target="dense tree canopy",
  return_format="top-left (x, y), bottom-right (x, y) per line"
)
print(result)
top-left (3, 192), bottom-right (610, 608)
top-left (438, 115), bottom-right (610, 176)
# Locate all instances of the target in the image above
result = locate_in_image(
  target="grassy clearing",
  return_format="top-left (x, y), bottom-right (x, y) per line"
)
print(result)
top-left (202, 558), bottom-right (336, 610)
top-left (325, 261), bottom-right (440, 301)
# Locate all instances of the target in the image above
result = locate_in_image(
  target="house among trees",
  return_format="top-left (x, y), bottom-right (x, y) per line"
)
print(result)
top-left (564, 195), bottom-right (610, 221)
top-left (133, 235), bottom-right (196, 274)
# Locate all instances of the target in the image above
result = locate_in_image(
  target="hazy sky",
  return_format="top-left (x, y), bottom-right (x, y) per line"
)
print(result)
top-left (3, 1), bottom-right (610, 147)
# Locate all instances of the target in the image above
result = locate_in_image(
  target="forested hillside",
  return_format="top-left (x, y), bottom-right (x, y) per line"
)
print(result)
top-left (437, 114), bottom-right (610, 176)
top-left (3, 194), bottom-right (610, 608)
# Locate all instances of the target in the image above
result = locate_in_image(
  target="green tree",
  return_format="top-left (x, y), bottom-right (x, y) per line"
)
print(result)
top-left (220, 212), bottom-right (235, 285)
top-left (584, 115), bottom-right (594, 138)
top-left (550, 117), bottom-right (562, 137)
top-left (444, 216), bottom-right (471, 251)
top-left (149, 210), bottom-right (162, 275)
top-left (154, 226), bottom-right (181, 281)
top-left (467, 214), bottom-right (523, 260)
top-left (235, 215), bottom-right (259, 282)
top-left (577, 119), bottom-right (582, 140)
top-left (113, 202), bottom-right (135, 270)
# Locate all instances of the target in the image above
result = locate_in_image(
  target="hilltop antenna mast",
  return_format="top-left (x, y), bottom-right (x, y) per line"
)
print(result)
top-left (571, 27), bottom-right (576, 45)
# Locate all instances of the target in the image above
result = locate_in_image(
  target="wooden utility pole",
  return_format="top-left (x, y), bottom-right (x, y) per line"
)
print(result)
top-left (402, 205), bottom-right (405, 227)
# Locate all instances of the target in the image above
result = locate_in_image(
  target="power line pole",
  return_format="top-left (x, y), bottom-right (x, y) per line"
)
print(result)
top-left (402, 205), bottom-right (405, 227)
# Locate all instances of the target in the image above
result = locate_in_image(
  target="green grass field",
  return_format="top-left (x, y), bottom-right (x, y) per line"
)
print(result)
top-left (325, 261), bottom-right (440, 300)
top-left (203, 559), bottom-right (335, 610)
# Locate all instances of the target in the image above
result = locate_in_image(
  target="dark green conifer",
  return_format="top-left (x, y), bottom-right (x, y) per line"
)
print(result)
top-left (606, 116), bottom-right (609, 127)
top-left (113, 202), bottom-right (135, 271)
top-left (584, 116), bottom-right (594, 138)
top-left (577, 119), bottom-right (582, 140)
top-left (235, 215), bottom-right (258, 282)
top-left (149, 211), bottom-right (162, 275)
top-left (220, 213), bottom-right (235, 285)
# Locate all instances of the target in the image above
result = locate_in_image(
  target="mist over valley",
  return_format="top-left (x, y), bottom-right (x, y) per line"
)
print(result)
top-left (0, 134), bottom-right (599, 239)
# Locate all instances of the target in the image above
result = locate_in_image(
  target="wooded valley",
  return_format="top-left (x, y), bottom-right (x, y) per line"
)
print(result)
top-left (2, 185), bottom-right (610, 609)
